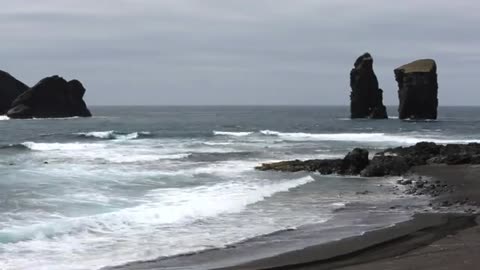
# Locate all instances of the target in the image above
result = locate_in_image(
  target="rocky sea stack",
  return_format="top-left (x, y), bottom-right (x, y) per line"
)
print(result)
top-left (350, 53), bottom-right (388, 119)
top-left (395, 59), bottom-right (438, 120)
top-left (0, 70), bottom-right (29, 114)
top-left (2, 74), bottom-right (92, 119)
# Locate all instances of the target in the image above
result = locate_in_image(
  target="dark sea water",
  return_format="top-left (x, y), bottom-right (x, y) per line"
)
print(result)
top-left (1, 106), bottom-right (480, 270)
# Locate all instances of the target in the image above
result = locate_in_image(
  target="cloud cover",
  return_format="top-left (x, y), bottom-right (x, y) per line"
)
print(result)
top-left (1, 0), bottom-right (479, 105)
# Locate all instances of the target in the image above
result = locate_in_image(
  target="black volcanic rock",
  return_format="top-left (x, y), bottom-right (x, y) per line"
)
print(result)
top-left (256, 142), bottom-right (480, 177)
top-left (7, 76), bottom-right (92, 119)
top-left (350, 53), bottom-right (388, 119)
top-left (255, 159), bottom-right (344, 174)
top-left (360, 155), bottom-right (410, 177)
top-left (342, 148), bottom-right (369, 175)
top-left (395, 59), bottom-right (438, 120)
top-left (0, 70), bottom-right (29, 114)
top-left (256, 149), bottom-right (370, 176)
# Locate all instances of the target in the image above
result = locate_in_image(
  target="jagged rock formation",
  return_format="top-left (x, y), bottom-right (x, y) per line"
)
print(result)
top-left (350, 53), bottom-right (388, 119)
top-left (0, 70), bottom-right (29, 114)
top-left (256, 142), bottom-right (480, 177)
top-left (7, 75), bottom-right (92, 119)
top-left (395, 59), bottom-right (438, 119)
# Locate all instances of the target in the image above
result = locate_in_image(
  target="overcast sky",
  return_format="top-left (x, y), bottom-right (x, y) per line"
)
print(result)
top-left (1, 0), bottom-right (479, 105)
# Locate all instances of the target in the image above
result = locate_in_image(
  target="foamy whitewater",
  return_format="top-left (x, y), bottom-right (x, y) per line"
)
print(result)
top-left (2, 106), bottom-right (480, 270)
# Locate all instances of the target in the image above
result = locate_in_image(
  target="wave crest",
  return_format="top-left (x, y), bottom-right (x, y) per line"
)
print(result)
top-left (76, 131), bottom-right (152, 140)
top-left (0, 176), bottom-right (314, 244)
top-left (260, 130), bottom-right (480, 144)
top-left (186, 151), bottom-right (256, 162)
top-left (213, 131), bottom-right (253, 137)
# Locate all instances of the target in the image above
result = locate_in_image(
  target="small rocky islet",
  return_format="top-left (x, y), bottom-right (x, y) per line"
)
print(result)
top-left (0, 70), bottom-right (91, 119)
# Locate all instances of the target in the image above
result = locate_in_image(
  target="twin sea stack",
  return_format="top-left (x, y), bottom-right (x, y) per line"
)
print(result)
top-left (0, 71), bottom-right (92, 119)
top-left (350, 54), bottom-right (439, 120)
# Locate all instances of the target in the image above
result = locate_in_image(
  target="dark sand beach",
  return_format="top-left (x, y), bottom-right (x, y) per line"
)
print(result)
top-left (108, 164), bottom-right (480, 270)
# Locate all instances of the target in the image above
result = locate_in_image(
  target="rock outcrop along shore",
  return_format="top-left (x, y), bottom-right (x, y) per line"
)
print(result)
top-left (0, 70), bottom-right (92, 119)
top-left (395, 59), bottom-right (438, 120)
top-left (350, 53), bottom-right (388, 119)
top-left (256, 142), bottom-right (480, 177)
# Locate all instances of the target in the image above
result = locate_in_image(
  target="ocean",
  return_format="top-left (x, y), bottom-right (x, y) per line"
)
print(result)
top-left (1, 106), bottom-right (480, 270)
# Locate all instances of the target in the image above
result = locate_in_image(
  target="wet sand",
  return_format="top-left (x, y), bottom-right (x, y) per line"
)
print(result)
top-left (336, 165), bottom-right (480, 270)
top-left (107, 165), bottom-right (480, 270)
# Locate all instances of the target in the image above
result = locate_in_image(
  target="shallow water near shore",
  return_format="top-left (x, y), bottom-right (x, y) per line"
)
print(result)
top-left (2, 106), bottom-right (480, 270)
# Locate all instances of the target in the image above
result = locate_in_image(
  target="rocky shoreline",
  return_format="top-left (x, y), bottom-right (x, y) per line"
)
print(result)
top-left (256, 142), bottom-right (480, 177)
top-left (256, 142), bottom-right (480, 214)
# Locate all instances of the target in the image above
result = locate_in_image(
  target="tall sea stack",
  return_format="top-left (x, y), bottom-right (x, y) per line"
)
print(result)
top-left (395, 59), bottom-right (438, 120)
top-left (350, 53), bottom-right (388, 119)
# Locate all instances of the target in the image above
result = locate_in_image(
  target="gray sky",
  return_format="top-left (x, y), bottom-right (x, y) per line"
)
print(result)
top-left (1, 0), bottom-right (479, 105)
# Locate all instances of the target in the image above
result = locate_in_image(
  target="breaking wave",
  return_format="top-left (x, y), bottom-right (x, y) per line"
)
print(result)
top-left (0, 144), bottom-right (30, 151)
top-left (213, 131), bottom-right (253, 137)
top-left (20, 142), bottom-right (105, 151)
top-left (76, 131), bottom-right (152, 140)
top-left (186, 151), bottom-right (257, 162)
top-left (0, 175), bottom-right (315, 244)
top-left (259, 130), bottom-right (480, 144)
top-left (212, 129), bottom-right (480, 144)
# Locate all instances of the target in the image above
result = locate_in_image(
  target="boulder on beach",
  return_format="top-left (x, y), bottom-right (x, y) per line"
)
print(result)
top-left (350, 53), bottom-right (388, 119)
top-left (395, 59), bottom-right (438, 120)
top-left (7, 75), bottom-right (92, 119)
top-left (342, 148), bottom-right (370, 175)
top-left (360, 155), bottom-right (410, 177)
top-left (0, 70), bottom-right (29, 114)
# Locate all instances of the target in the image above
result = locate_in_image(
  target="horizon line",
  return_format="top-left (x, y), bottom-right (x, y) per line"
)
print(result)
top-left (86, 104), bottom-right (480, 107)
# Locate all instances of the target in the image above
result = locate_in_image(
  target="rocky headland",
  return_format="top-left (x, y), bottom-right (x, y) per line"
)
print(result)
top-left (350, 53), bottom-right (388, 119)
top-left (0, 70), bottom-right (91, 119)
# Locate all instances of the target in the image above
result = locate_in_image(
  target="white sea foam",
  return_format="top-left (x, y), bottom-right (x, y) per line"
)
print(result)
top-left (260, 130), bottom-right (480, 144)
top-left (191, 160), bottom-right (257, 175)
top-left (77, 131), bottom-right (151, 140)
top-left (0, 115), bottom-right (9, 120)
top-left (212, 129), bottom-right (480, 144)
top-left (102, 153), bottom-right (190, 163)
top-left (21, 142), bottom-right (106, 151)
top-left (213, 131), bottom-right (253, 137)
top-left (35, 146), bottom-right (188, 163)
top-left (0, 176), bottom-right (314, 244)
top-left (203, 141), bottom-right (235, 146)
